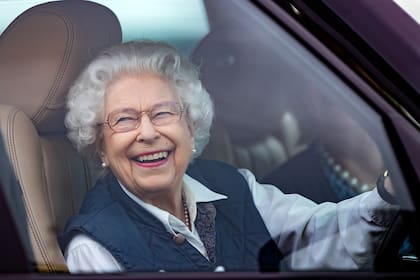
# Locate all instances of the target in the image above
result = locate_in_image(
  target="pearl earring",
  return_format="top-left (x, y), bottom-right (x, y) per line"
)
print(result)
top-left (191, 138), bottom-right (196, 154)
top-left (101, 162), bottom-right (107, 168)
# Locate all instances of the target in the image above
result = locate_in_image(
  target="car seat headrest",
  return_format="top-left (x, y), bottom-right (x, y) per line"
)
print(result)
top-left (0, 0), bottom-right (122, 133)
top-left (192, 27), bottom-right (300, 144)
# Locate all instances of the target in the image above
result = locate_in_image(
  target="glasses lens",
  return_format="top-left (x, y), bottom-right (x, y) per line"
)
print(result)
top-left (150, 102), bottom-right (182, 126)
top-left (108, 109), bottom-right (139, 132)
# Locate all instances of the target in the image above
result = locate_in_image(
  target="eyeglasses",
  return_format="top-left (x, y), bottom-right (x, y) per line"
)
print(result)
top-left (99, 101), bottom-right (184, 133)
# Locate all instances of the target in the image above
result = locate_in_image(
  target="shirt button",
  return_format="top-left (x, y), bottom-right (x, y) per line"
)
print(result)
top-left (173, 233), bottom-right (186, 245)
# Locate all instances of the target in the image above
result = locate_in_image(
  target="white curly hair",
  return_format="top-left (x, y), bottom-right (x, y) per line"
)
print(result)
top-left (65, 40), bottom-right (214, 161)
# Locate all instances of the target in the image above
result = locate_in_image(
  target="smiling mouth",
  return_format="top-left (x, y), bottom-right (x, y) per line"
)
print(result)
top-left (132, 151), bottom-right (170, 164)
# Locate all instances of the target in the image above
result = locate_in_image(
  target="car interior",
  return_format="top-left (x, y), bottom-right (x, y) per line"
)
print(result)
top-left (0, 0), bottom-right (417, 274)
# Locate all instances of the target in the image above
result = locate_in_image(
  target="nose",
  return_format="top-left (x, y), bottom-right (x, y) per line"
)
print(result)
top-left (135, 114), bottom-right (160, 142)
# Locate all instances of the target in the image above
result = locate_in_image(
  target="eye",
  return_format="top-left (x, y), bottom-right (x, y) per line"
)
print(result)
top-left (148, 102), bottom-right (182, 125)
top-left (152, 110), bottom-right (174, 120)
top-left (109, 110), bottom-right (138, 126)
top-left (116, 115), bottom-right (137, 123)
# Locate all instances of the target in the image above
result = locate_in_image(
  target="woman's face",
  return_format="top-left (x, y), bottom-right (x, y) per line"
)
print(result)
top-left (100, 73), bottom-right (194, 200)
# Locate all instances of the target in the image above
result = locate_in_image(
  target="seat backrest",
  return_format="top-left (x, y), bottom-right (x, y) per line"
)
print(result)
top-left (192, 27), bottom-right (309, 180)
top-left (0, 0), bottom-right (121, 272)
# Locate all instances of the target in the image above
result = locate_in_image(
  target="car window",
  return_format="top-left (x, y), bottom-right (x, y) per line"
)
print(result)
top-left (0, 0), bottom-right (418, 276)
top-left (196, 0), bottom-right (412, 206)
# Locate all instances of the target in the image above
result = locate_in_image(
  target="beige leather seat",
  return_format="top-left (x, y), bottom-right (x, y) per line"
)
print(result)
top-left (0, 0), bottom-right (121, 272)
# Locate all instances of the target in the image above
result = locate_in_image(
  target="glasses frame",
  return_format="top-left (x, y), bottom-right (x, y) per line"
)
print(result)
top-left (98, 101), bottom-right (185, 133)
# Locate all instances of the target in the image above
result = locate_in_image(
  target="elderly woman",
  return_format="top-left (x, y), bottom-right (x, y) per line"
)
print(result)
top-left (59, 41), bottom-right (398, 273)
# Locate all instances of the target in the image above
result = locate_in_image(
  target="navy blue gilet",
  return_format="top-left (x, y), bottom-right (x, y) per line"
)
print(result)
top-left (59, 159), bottom-right (281, 272)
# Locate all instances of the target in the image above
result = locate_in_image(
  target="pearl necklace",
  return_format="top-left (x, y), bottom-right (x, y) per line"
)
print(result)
top-left (181, 194), bottom-right (190, 228)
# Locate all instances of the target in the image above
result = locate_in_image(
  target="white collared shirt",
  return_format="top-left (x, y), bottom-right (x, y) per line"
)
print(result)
top-left (65, 169), bottom-right (396, 273)
top-left (119, 174), bottom-right (227, 260)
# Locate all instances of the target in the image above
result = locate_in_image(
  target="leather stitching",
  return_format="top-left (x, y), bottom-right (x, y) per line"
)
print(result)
top-left (6, 109), bottom-right (55, 272)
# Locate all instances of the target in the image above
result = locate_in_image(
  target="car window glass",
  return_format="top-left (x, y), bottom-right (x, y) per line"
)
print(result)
top-left (194, 0), bottom-right (415, 270)
top-left (196, 0), bottom-right (412, 208)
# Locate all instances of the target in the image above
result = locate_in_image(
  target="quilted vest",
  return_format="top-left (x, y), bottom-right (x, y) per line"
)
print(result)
top-left (59, 159), bottom-right (281, 272)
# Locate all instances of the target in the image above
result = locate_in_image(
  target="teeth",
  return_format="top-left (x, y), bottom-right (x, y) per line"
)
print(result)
top-left (137, 151), bottom-right (168, 162)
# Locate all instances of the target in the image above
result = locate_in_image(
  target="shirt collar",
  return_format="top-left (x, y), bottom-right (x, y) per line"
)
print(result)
top-left (183, 173), bottom-right (227, 203)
